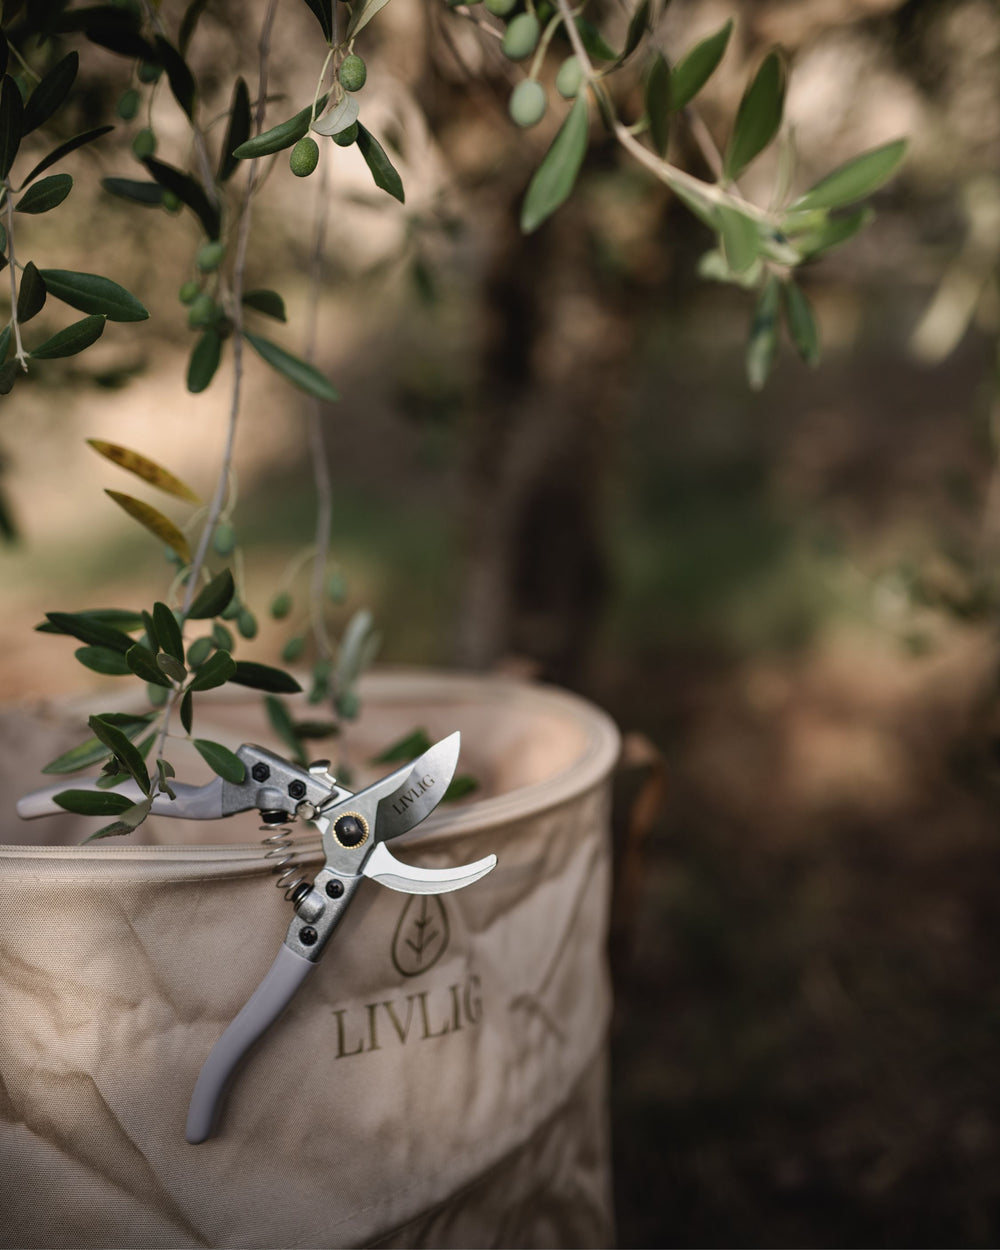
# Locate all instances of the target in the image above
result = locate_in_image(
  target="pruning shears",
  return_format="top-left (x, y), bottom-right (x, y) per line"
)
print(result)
top-left (17, 732), bottom-right (497, 1143)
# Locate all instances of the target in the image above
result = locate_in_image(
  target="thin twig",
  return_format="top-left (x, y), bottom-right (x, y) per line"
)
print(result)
top-left (3, 185), bottom-right (29, 370)
top-left (153, 0), bottom-right (281, 763)
top-left (549, 0), bottom-right (772, 223)
top-left (304, 156), bottom-right (335, 661)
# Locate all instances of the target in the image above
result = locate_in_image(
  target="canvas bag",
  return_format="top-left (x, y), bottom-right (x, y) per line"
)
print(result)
top-left (0, 671), bottom-right (619, 1249)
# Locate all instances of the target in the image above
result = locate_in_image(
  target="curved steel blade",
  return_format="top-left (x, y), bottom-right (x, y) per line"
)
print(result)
top-left (363, 841), bottom-right (497, 894)
top-left (372, 730), bottom-right (461, 842)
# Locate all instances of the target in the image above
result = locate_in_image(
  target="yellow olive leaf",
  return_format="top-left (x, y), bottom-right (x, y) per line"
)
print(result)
top-left (105, 490), bottom-right (192, 563)
top-left (88, 439), bottom-right (200, 503)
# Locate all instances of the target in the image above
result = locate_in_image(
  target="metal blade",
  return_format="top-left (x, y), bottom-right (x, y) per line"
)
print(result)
top-left (363, 842), bottom-right (497, 894)
top-left (373, 730), bottom-right (461, 842)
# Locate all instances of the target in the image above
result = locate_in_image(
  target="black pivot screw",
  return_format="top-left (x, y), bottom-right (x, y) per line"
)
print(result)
top-left (333, 814), bottom-right (367, 847)
top-left (288, 780), bottom-right (307, 800)
top-left (299, 926), bottom-right (318, 946)
top-left (325, 879), bottom-right (344, 898)
top-left (251, 762), bottom-right (270, 782)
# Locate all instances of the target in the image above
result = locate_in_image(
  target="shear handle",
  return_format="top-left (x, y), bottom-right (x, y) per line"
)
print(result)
top-left (186, 945), bottom-right (315, 1144)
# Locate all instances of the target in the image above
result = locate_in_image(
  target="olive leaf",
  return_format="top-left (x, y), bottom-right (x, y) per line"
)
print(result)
top-left (371, 727), bottom-right (433, 765)
top-left (193, 738), bottom-right (245, 783)
top-left (31, 315), bottom-right (106, 359)
top-left (14, 174), bottom-right (72, 214)
top-left (521, 94), bottom-right (589, 234)
top-left (782, 280), bottom-right (820, 366)
top-left (16, 262), bottom-right (46, 323)
top-left (40, 271), bottom-right (148, 322)
top-left (88, 713), bottom-right (151, 794)
top-left (746, 276), bottom-right (780, 391)
top-left (156, 756), bottom-right (177, 800)
top-left (232, 96), bottom-right (328, 159)
top-left (645, 53), bottom-right (671, 157)
top-left (180, 688), bottom-right (194, 734)
top-left (85, 794), bottom-right (154, 841)
top-left (126, 642), bottom-right (173, 687)
top-left (180, 0), bottom-right (211, 54)
top-left (154, 35), bottom-right (196, 121)
top-left (244, 332), bottom-right (340, 402)
top-left (230, 660), bottom-right (303, 693)
top-left (619, 0), bottom-right (651, 65)
top-left (242, 289), bottom-right (286, 321)
top-left (265, 694), bottom-right (306, 765)
top-left (574, 18), bottom-right (617, 63)
top-left (189, 649), bottom-right (236, 690)
top-left (187, 327), bottom-right (222, 393)
top-left (669, 19), bottom-right (732, 113)
top-left (443, 775), bottom-right (479, 802)
top-left (188, 569), bottom-right (235, 620)
top-left (311, 95), bottom-right (359, 137)
top-left (41, 714), bottom-right (154, 775)
top-left (300, 0), bottom-right (334, 41)
top-left (791, 206), bottom-right (873, 260)
top-left (142, 156), bottom-right (220, 239)
top-left (157, 652), bottom-right (187, 683)
top-left (87, 440), bottom-right (199, 502)
top-left (54, 789), bottom-right (136, 817)
top-left (23, 52), bottom-right (79, 134)
top-left (336, 607), bottom-right (374, 690)
top-left (42, 611), bottom-right (136, 652)
top-left (347, 0), bottom-right (393, 40)
top-left (20, 127), bottom-right (114, 187)
top-left (102, 177), bottom-right (165, 206)
top-left (0, 74), bottom-right (24, 181)
top-left (105, 491), bottom-right (192, 562)
top-left (219, 77), bottom-right (251, 182)
top-left (152, 601), bottom-right (184, 662)
top-left (791, 139), bottom-right (906, 212)
top-left (355, 125), bottom-right (405, 203)
top-left (74, 646), bottom-right (132, 675)
top-left (718, 206), bottom-right (760, 274)
top-left (723, 50), bottom-right (785, 182)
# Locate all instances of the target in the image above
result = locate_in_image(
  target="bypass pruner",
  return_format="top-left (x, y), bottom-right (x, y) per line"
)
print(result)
top-left (17, 731), bottom-right (497, 1143)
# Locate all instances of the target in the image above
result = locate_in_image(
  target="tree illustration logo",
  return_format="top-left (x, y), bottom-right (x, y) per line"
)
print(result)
top-left (391, 895), bottom-right (450, 977)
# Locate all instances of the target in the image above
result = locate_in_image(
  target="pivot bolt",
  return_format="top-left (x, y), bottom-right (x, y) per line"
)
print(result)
top-left (299, 926), bottom-right (318, 946)
top-left (325, 879), bottom-right (344, 898)
top-left (333, 813), bottom-right (368, 848)
top-left (288, 780), bottom-right (307, 799)
top-left (251, 763), bottom-right (270, 782)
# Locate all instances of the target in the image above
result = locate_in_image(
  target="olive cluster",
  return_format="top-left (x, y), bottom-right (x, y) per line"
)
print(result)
top-left (483, 0), bottom-right (583, 128)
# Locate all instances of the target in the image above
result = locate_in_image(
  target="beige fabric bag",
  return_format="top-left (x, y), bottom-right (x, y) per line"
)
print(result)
top-left (0, 671), bottom-right (619, 1249)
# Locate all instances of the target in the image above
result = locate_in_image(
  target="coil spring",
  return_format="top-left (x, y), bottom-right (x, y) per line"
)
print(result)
top-left (261, 820), bottom-right (312, 901)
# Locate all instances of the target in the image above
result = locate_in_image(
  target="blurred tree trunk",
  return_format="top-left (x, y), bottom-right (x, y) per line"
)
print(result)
top-left (454, 198), bottom-right (630, 686)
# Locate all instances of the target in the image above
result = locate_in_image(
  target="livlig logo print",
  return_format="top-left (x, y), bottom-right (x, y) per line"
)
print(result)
top-left (391, 894), bottom-right (450, 976)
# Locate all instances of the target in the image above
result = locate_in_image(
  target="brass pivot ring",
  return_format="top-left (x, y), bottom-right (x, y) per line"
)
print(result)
top-left (332, 811), bottom-right (369, 849)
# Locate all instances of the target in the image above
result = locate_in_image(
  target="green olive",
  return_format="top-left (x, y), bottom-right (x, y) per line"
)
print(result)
top-left (270, 591), bottom-right (293, 619)
top-left (212, 521), bottom-right (235, 555)
top-left (282, 636), bottom-right (306, 663)
top-left (509, 79), bottom-right (547, 128)
top-left (178, 280), bottom-right (200, 305)
top-left (555, 56), bottom-right (583, 99)
top-left (501, 13), bottom-right (540, 61)
top-left (332, 121), bottom-right (359, 147)
top-left (137, 61), bottom-right (162, 84)
top-left (237, 609), bottom-right (258, 640)
top-left (484, 0), bottom-right (517, 15)
top-left (117, 89), bottom-right (140, 121)
top-left (187, 293), bottom-right (216, 328)
top-left (196, 240), bottom-right (225, 272)
top-left (338, 54), bottom-right (367, 92)
top-left (131, 127), bottom-right (156, 159)
top-left (289, 136), bottom-right (320, 177)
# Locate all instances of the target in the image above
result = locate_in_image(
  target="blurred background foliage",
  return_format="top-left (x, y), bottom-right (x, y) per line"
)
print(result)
top-left (3, 0), bottom-right (1000, 1244)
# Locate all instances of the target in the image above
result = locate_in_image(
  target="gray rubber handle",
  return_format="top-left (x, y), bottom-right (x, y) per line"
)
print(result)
top-left (185, 944), bottom-right (315, 1144)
